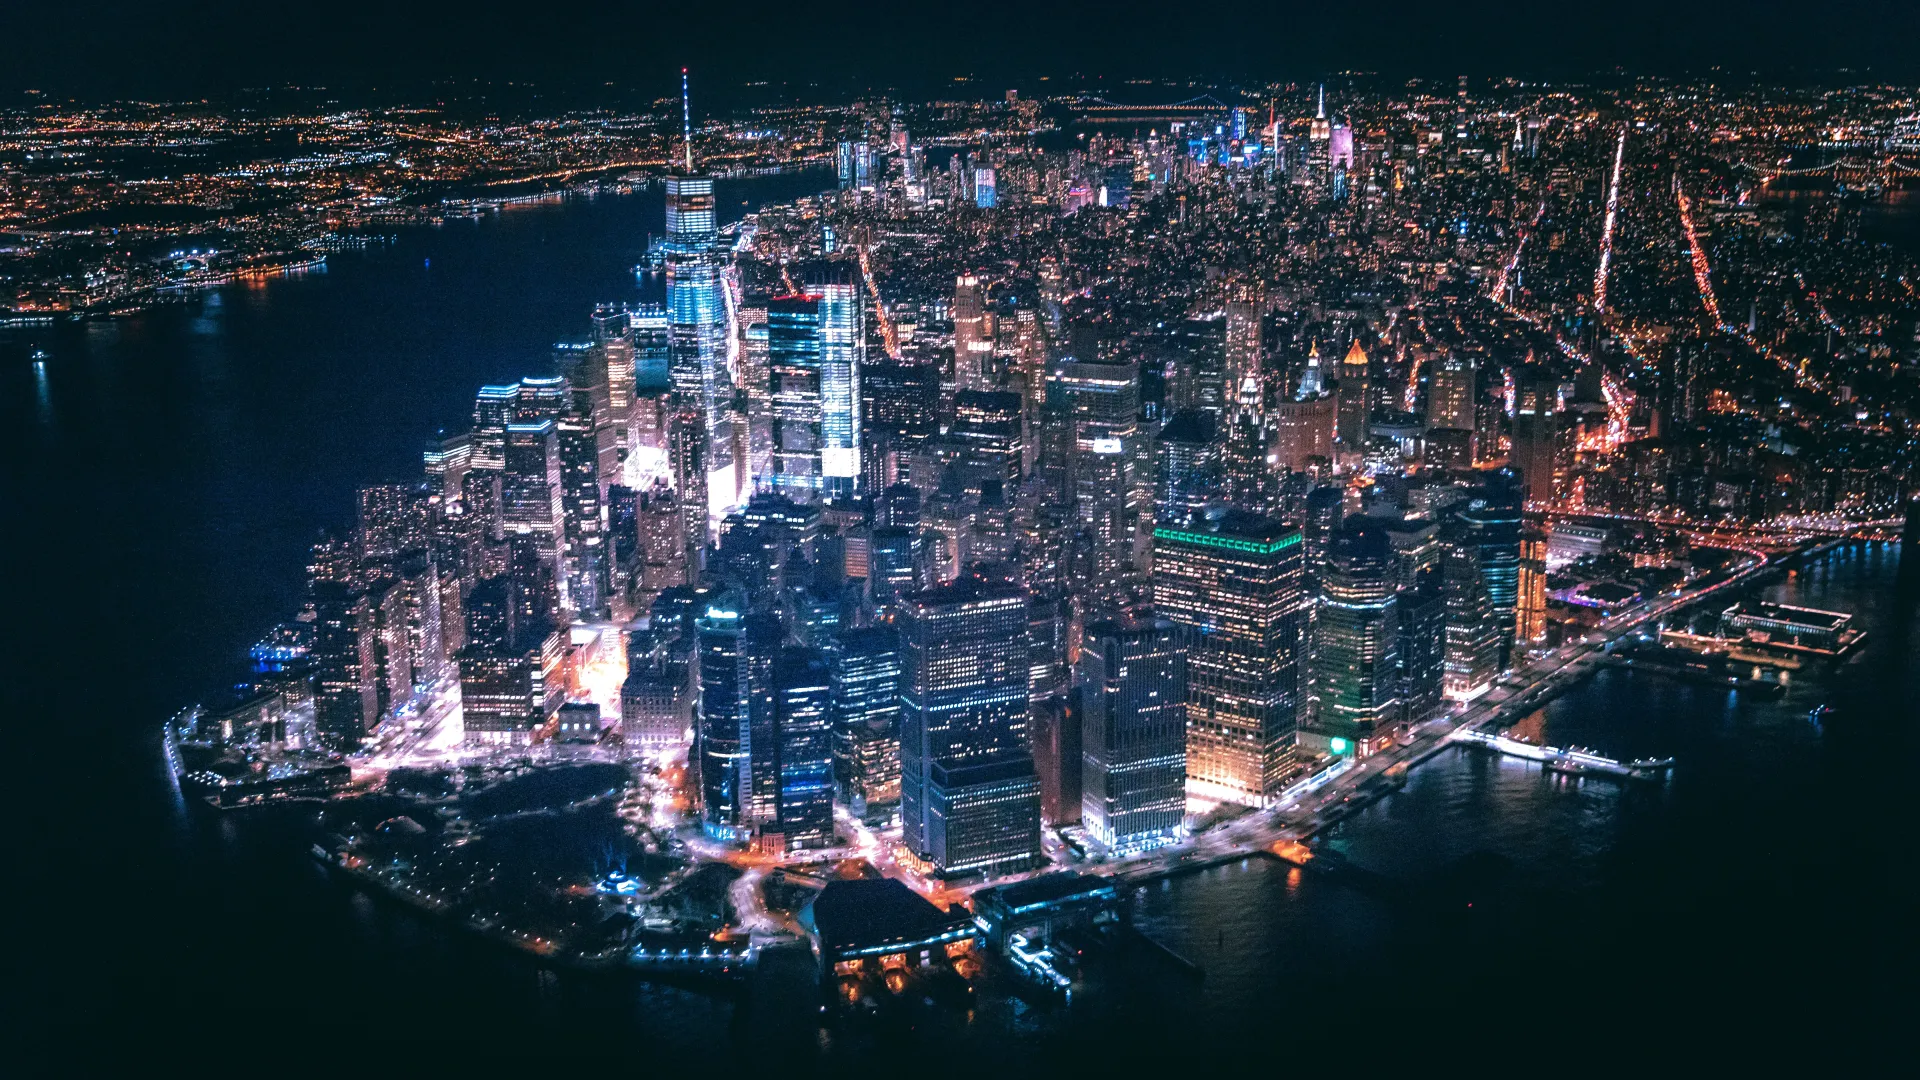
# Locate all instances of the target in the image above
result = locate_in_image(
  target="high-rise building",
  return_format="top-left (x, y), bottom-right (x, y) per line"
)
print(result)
top-left (1224, 293), bottom-right (1263, 393)
top-left (736, 301), bottom-right (773, 488)
top-left (950, 389), bottom-right (1024, 492)
top-left (1386, 520), bottom-right (1448, 726)
top-left (664, 173), bottom-right (734, 512)
top-left (1516, 526), bottom-right (1549, 650)
top-left (1152, 512), bottom-right (1307, 805)
top-left (311, 582), bottom-right (378, 751)
top-left (1223, 372), bottom-right (1274, 516)
top-left (396, 553), bottom-right (448, 691)
top-left (695, 600), bottom-right (781, 841)
top-left (1169, 316), bottom-right (1228, 420)
top-left (1308, 520), bottom-right (1400, 753)
top-left (830, 625), bottom-right (901, 819)
top-left (1028, 693), bottom-right (1081, 826)
top-left (471, 383), bottom-right (521, 472)
top-left (357, 483), bottom-right (431, 562)
top-left (364, 577), bottom-right (414, 721)
top-left (898, 577), bottom-right (1039, 878)
top-left (1154, 410), bottom-right (1219, 523)
top-left (1441, 477), bottom-right (1522, 703)
top-left (767, 293), bottom-right (826, 498)
top-left (1426, 351), bottom-right (1478, 432)
top-left (771, 647), bottom-right (834, 850)
top-left (1511, 374), bottom-right (1569, 507)
top-left (1078, 616), bottom-right (1188, 853)
top-left (502, 418), bottom-right (569, 618)
top-left (952, 274), bottom-right (993, 391)
top-left (973, 167), bottom-right (997, 209)
top-left (555, 403), bottom-right (604, 617)
top-left (1271, 393), bottom-right (1336, 472)
top-left (1052, 358), bottom-right (1142, 612)
top-left (1335, 338), bottom-right (1371, 466)
top-left (622, 664), bottom-right (691, 750)
top-left (1456, 473), bottom-right (1523, 669)
top-left (631, 304), bottom-right (672, 394)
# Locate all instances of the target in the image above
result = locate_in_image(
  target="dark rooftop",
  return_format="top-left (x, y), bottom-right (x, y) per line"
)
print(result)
top-left (805, 879), bottom-right (971, 957)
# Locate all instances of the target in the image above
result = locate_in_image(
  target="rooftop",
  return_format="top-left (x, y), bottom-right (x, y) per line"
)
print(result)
top-left (805, 879), bottom-right (971, 958)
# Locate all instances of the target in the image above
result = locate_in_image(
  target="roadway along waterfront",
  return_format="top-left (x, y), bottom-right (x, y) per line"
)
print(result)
top-left (1069, 535), bottom-right (1811, 891)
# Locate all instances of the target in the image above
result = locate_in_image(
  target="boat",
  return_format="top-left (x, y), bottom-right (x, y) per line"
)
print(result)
top-left (1808, 704), bottom-right (1834, 728)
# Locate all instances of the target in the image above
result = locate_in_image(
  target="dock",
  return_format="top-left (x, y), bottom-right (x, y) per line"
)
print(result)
top-left (1450, 729), bottom-right (1673, 781)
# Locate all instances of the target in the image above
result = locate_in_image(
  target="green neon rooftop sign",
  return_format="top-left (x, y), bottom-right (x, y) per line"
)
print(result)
top-left (1153, 527), bottom-right (1302, 555)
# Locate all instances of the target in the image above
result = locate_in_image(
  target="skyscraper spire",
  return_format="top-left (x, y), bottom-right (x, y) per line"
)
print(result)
top-left (681, 68), bottom-right (695, 173)
top-left (1316, 84), bottom-right (1325, 120)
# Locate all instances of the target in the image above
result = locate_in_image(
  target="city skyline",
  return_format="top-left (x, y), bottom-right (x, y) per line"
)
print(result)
top-left (10, 38), bottom-right (1917, 1067)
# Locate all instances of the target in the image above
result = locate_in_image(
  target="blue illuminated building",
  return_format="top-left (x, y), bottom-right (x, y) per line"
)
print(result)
top-left (772, 646), bottom-right (834, 849)
top-left (899, 576), bottom-right (1040, 878)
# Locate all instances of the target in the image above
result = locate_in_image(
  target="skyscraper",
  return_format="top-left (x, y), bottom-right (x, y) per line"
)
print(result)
top-left (1154, 410), bottom-right (1219, 523)
top-left (1052, 357), bottom-right (1142, 612)
top-left (1386, 519), bottom-right (1448, 726)
top-left (695, 598), bottom-right (780, 842)
top-left (1078, 616), bottom-right (1188, 853)
top-left (664, 172), bottom-right (734, 513)
top-left (1456, 473), bottom-right (1523, 669)
top-left (898, 577), bottom-right (1039, 878)
top-left (1308, 519), bottom-right (1401, 753)
top-left (771, 646), bottom-right (834, 850)
top-left (1152, 511), bottom-right (1307, 805)
top-left (1224, 292), bottom-right (1263, 393)
top-left (502, 418), bottom-right (569, 619)
top-left (830, 626), bottom-right (902, 820)
top-left (1223, 371), bottom-right (1275, 516)
top-left (311, 581), bottom-right (377, 752)
top-left (1335, 338), bottom-right (1371, 466)
top-left (1516, 525), bottom-right (1549, 650)
top-left (952, 274), bottom-right (993, 391)
top-left (1426, 351), bottom-right (1478, 433)
top-left (1511, 373), bottom-right (1569, 507)
top-left (1441, 476), bottom-right (1525, 703)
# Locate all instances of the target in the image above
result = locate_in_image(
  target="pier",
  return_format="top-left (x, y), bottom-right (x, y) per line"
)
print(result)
top-left (1450, 730), bottom-right (1673, 781)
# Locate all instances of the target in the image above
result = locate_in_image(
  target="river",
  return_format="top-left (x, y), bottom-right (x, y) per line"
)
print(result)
top-left (8, 171), bottom-right (1912, 1064)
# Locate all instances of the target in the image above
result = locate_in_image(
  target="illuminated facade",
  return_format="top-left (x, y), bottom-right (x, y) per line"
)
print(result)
top-left (1308, 520), bottom-right (1400, 751)
top-left (695, 600), bottom-right (781, 842)
top-left (952, 274), bottom-right (992, 391)
top-left (766, 266), bottom-right (863, 501)
top-left (1151, 512), bottom-right (1307, 805)
top-left (1078, 616), bottom-right (1188, 852)
top-left (1334, 339), bottom-right (1371, 466)
top-left (664, 174), bottom-right (735, 511)
top-left (502, 418), bottom-right (570, 618)
top-left (830, 626), bottom-right (902, 819)
top-left (899, 577), bottom-right (1039, 877)
top-left (1052, 358), bottom-right (1142, 612)
top-left (311, 582), bottom-right (377, 752)
top-left (1154, 410), bottom-right (1219, 523)
top-left (1427, 351), bottom-right (1478, 432)
top-left (771, 647), bottom-right (834, 850)
top-left (1517, 527), bottom-right (1549, 649)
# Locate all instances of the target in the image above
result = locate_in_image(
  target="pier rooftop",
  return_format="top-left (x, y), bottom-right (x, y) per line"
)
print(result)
top-left (803, 879), bottom-right (974, 965)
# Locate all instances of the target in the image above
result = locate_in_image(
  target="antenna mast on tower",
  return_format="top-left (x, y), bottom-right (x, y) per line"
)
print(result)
top-left (681, 68), bottom-right (695, 172)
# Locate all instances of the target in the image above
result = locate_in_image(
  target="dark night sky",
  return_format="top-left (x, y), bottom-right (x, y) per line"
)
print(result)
top-left (4, 0), bottom-right (1917, 101)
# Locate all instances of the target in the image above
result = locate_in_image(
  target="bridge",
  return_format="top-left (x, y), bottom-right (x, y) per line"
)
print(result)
top-left (1740, 155), bottom-right (1920, 189)
top-left (1069, 94), bottom-right (1235, 121)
